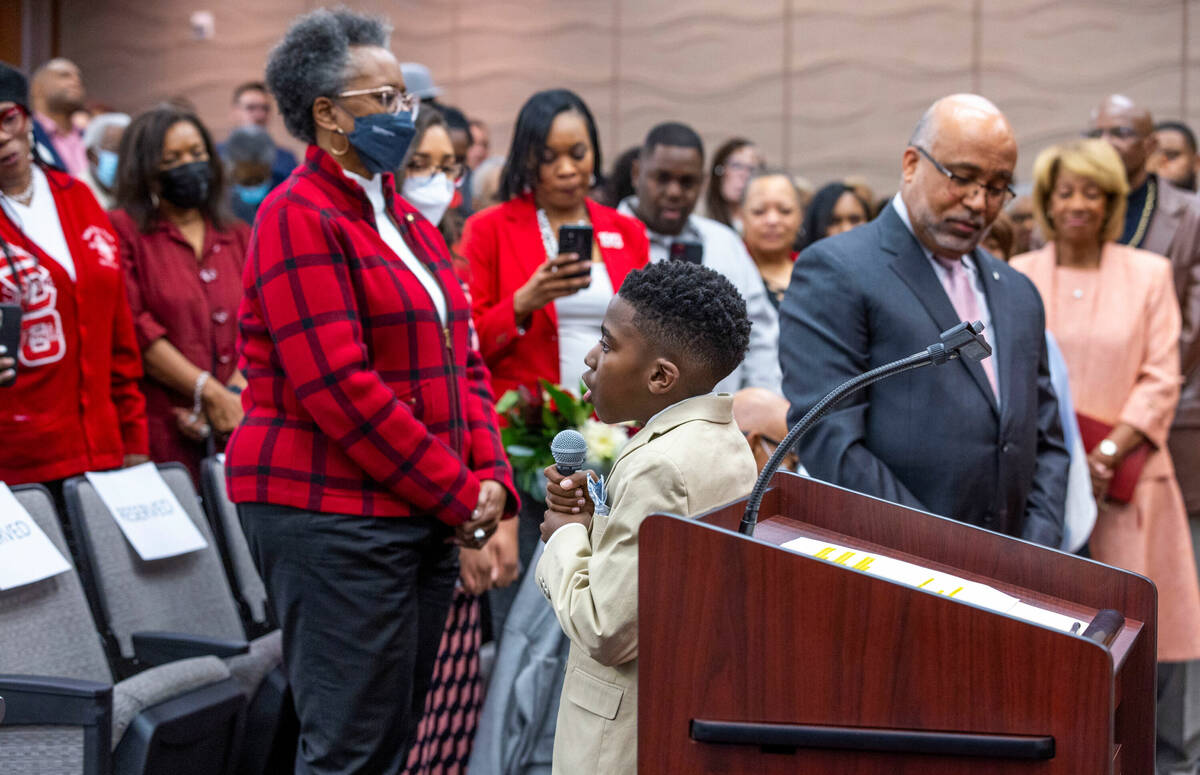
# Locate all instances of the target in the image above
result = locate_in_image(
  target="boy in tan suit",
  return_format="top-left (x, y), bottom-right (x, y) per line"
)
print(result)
top-left (536, 260), bottom-right (759, 774)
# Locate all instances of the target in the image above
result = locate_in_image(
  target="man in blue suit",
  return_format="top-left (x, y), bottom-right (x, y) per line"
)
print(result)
top-left (779, 94), bottom-right (1068, 546)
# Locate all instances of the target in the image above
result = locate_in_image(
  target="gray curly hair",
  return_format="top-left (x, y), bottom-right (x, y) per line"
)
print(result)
top-left (265, 7), bottom-right (391, 145)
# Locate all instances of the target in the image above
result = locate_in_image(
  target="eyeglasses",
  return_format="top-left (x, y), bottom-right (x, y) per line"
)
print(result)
top-left (716, 160), bottom-right (761, 177)
top-left (0, 105), bottom-right (27, 136)
top-left (406, 156), bottom-right (465, 184)
top-left (335, 86), bottom-right (419, 118)
top-left (1084, 126), bottom-right (1140, 141)
top-left (913, 145), bottom-right (1015, 205)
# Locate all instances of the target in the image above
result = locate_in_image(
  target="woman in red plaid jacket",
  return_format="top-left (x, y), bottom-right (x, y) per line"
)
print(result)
top-left (224, 10), bottom-right (516, 773)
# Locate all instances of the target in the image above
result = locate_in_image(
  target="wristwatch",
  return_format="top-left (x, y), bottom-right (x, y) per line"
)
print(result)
top-left (1098, 439), bottom-right (1119, 457)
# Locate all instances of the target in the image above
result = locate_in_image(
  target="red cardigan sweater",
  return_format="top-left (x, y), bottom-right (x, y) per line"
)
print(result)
top-left (225, 147), bottom-right (516, 524)
top-left (459, 195), bottom-right (649, 399)
top-left (0, 166), bottom-right (148, 484)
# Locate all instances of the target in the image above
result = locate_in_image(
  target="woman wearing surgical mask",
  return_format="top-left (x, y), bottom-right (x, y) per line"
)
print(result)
top-left (394, 105), bottom-right (520, 774)
top-left (396, 107), bottom-right (463, 237)
top-left (109, 106), bottom-right (249, 485)
top-left (82, 111), bottom-right (129, 209)
top-left (226, 10), bottom-right (517, 772)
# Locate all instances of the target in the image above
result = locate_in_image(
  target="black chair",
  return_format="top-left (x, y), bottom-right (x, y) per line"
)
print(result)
top-left (0, 483), bottom-right (244, 775)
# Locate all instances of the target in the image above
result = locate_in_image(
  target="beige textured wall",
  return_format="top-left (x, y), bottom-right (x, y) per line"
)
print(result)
top-left (58, 0), bottom-right (1197, 194)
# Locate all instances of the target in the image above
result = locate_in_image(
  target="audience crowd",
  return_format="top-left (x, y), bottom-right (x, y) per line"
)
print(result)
top-left (1, 6), bottom-right (1199, 774)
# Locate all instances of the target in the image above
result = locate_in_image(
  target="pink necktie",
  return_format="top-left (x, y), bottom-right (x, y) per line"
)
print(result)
top-left (935, 256), bottom-right (998, 398)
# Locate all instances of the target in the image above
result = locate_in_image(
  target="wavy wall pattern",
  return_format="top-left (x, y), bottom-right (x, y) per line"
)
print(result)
top-left (58, 0), bottom-right (1194, 193)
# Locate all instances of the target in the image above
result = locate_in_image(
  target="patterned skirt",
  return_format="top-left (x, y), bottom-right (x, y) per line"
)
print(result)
top-left (404, 587), bottom-right (484, 775)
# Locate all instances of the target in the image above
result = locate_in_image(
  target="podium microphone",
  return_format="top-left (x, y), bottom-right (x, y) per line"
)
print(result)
top-left (739, 320), bottom-right (992, 537)
top-left (550, 429), bottom-right (587, 476)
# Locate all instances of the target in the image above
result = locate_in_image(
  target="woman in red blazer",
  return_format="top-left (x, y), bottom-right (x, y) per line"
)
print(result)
top-left (460, 89), bottom-right (649, 401)
top-left (225, 11), bottom-right (516, 771)
top-left (0, 63), bottom-right (148, 495)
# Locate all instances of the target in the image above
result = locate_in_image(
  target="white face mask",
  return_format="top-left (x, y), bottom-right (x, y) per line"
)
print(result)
top-left (401, 172), bottom-right (455, 226)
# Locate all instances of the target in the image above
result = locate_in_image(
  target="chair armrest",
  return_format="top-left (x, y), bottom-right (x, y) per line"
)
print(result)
top-left (132, 631), bottom-right (249, 666)
top-left (0, 674), bottom-right (112, 727)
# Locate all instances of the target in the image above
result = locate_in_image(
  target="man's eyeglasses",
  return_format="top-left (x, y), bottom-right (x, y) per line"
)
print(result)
top-left (913, 145), bottom-right (1015, 205)
top-left (335, 86), bottom-right (419, 118)
top-left (1084, 126), bottom-right (1141, 141)
top-left (0, 105), bottom-right (27, 136)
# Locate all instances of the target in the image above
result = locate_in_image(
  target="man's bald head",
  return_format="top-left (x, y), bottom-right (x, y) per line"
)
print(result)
top-left (909, 94), bottom-right (1015, 151)
top-left (900, 94), bottom-right (1017, 259)
top-left (1088, 94), bottom-right (1156, 185)
top-left (31, 58), bottom-right (84, 116)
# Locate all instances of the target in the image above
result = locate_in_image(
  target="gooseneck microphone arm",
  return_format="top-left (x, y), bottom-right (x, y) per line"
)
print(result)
top-left (738, 320), bottom-right (992, 537)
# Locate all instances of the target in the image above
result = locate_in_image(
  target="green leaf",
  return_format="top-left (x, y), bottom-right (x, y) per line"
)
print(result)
top-left (495, 390), bottom-right (520, 414)
top-left (542, 380), bottom-right (587, 428)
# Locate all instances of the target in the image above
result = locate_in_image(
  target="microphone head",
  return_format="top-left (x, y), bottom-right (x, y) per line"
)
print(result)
top-left (550, 429), bottom-right (588, 474)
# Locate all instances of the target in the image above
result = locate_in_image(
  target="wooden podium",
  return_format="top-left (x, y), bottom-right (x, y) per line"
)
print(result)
top-left (638, 472), bottom-right (1155, 774)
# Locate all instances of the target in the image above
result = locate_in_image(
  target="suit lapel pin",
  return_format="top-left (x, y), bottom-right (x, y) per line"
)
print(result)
top-left (992, 271), bottom-right (1000, 280)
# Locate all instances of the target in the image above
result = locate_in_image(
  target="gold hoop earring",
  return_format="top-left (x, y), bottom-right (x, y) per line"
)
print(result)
top-left (330, 129), bottom-right (350, 157)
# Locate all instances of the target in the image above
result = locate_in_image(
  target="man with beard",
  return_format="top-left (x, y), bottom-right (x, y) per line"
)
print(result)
top-left (780, 94), bottom-right (1068, 547)
top-left (1089, 94), bottom-right (1200, 775)
top-left (618, 121), bottom-right (781, 394)
top-left (1152, 120), bottom-right (1200, 192)
top-left (31, 58), bottom-right (88, 177)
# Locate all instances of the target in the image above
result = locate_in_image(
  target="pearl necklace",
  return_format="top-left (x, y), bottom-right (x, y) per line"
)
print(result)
top-left (4, 172), bottom-right (34, 207)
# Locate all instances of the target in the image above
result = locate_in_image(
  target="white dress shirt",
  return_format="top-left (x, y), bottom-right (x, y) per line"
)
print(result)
top-left (344, 168), bottom-right (447, 324)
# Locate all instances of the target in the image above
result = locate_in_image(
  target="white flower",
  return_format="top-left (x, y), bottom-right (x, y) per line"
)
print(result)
top-left (581, 419), bottom-right (629, 464)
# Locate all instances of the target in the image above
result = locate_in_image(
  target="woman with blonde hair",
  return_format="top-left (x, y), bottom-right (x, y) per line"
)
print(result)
top-left (1011, 139), bottom-right (1200, 747)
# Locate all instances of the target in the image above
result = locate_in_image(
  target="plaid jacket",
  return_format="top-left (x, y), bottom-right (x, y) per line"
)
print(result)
top-left (225, 147), bottom-right (516, 524)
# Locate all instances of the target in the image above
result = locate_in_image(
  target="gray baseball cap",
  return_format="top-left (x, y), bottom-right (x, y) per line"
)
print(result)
top-left (400, 62), bottom-right (442, 100)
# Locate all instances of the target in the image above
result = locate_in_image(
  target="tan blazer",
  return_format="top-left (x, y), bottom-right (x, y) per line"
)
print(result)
top-left (535, 394), bottom-right (758, 774)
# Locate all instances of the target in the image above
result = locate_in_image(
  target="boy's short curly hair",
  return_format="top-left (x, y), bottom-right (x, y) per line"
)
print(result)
top-left (618, 261), bottom-right (751, 385)
top-left (265, 8), bottom-right (390, 145)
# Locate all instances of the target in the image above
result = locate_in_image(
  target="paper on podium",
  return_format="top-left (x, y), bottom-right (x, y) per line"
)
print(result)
top-left (784, 536), bottom-right (1088, 633)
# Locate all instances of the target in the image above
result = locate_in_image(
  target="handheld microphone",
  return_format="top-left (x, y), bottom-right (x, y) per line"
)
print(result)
top-left (739, 320), bottom-right (992, 536)
top-left (550, 429), bottom-right (587, 476)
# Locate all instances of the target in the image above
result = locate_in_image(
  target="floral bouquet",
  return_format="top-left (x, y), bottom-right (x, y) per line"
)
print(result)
top-left (495, 378), bottom-right (630, 499)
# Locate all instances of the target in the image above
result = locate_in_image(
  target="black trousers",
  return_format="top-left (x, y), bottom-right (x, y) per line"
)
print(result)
top-left (238, 503), bottom-right (458, 775)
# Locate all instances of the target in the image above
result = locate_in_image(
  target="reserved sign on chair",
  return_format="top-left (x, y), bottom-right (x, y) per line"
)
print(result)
top-left (0, 482), bottom-right (71, 589)
top-left (86, 463), bottom-right (208, 561)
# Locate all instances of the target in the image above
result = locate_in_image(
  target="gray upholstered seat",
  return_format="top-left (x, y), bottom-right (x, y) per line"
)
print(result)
top-left (63, 465), bottom-right (293, 773)
top-left (66, 466), bottom-right (246, 662)
top-left (199, 456), bottom-right (271, 633)
top-left (0, 484), bottom-right (243, 775)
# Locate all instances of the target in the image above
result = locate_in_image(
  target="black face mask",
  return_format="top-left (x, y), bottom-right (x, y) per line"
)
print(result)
top-left (158, 161), bottom-right (211, 209)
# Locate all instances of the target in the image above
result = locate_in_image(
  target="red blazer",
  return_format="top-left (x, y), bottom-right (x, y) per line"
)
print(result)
top-left (226, 146), bottom-right (516, 524)
top-left (0, 167), bottom-right (148, 484)
top-left (460, 195), bottom-right (649, 398)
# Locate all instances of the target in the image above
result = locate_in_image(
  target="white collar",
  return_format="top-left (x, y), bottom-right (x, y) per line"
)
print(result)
top-left (342, 167), bottom-right (385, 213)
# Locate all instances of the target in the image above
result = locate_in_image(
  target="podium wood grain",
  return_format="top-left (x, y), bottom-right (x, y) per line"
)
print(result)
top-left (638, 472), bottom-right (1155, 774)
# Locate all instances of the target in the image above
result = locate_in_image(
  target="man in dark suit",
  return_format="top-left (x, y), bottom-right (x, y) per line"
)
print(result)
top-left (779, 93), bottom-right (1068, 547)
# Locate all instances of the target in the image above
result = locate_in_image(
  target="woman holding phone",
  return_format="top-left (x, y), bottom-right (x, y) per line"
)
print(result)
top-left (460, 88), bottom-right (649, 402)
top-left (460, 88), bottom-right (647, 634)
